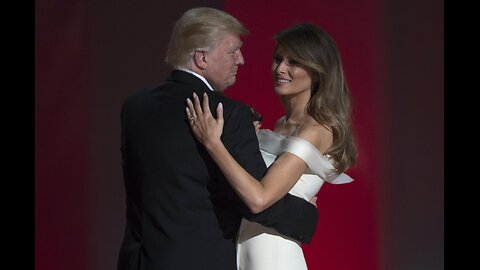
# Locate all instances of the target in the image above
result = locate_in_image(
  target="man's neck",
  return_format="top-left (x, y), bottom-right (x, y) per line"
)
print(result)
top-left (177, 68), bottom-right (214, 91)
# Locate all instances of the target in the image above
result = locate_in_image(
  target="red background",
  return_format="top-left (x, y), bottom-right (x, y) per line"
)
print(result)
top-left (35, 1), bottom-right (443, 269)
top-left (223, 1), bottom-right (379, 269)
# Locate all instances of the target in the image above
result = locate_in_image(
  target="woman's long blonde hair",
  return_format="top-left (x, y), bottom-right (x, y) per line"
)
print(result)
top-left (274, 23), bottom-right (357, 173)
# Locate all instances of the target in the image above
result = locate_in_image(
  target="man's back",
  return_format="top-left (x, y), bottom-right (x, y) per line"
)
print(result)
top-left (117, 71), bottom-right (265, 269)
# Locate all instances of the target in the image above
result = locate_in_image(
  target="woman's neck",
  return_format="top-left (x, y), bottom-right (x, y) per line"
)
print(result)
top-left (282, 94), bottom-right (309, 125)
top-left (276, 107), bottom-right (308, 137)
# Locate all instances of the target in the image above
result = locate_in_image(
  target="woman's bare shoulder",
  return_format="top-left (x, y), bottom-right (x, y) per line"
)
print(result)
top-left (294, 117), bottom-right (333, 154)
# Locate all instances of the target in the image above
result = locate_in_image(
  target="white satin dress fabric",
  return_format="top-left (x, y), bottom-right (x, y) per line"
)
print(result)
top-left (236, 129), bottom-right (353, 270)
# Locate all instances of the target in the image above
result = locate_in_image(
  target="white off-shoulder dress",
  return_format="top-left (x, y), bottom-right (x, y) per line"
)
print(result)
top-left (236, 129), bottom-right (353, 270)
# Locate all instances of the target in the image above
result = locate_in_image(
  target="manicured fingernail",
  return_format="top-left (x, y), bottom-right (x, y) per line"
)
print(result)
top-left (193, 92), bottom-right (198, 98)
top-left (218, 102), bottom-right (223, 110)
top-left (204, 92), bottom-right (207, 96)
top-left (186, 98), bottom-right (192, 104)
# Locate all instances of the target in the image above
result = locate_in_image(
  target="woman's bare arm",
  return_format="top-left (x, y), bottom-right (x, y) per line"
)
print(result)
top-left (186, 93), bottom-right (309, 213)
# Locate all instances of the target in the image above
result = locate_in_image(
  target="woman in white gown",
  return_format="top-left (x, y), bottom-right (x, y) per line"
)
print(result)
top-left (186, 23), bottom-right (357, 269)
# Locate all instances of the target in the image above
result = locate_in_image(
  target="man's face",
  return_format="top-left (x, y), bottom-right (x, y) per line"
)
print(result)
top-left (203, 34), bottom-right (245, 92)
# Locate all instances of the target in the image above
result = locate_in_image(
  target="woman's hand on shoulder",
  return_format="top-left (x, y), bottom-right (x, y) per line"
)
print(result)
top-left (186, 92), bottom-right (224, 149)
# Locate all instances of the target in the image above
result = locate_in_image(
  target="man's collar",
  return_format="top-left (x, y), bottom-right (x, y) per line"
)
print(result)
top-left (177, 68), bottom-right (214, 91)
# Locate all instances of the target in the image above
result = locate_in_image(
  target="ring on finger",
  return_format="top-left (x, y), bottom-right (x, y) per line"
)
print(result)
top-left (188, 113), bottom-right (197, 122)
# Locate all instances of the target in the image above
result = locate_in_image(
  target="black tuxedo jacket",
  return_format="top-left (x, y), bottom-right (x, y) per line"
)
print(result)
top-left (117, 70), bottom-right (318, 270)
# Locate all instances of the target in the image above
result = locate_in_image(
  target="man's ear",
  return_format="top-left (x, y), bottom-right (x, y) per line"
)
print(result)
top-left (194, 50), bottom-right (207, 69)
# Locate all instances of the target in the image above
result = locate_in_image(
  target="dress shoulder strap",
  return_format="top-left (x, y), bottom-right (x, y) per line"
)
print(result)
top-left (282, 136), bottom-right (353, 184)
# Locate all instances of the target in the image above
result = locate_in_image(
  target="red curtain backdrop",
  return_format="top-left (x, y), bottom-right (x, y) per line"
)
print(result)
top-left (35, 1), bottom-right (90, 269)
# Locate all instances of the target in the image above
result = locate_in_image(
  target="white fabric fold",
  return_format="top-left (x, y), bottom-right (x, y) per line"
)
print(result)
top-left (257, 129), bottom-right (353, 184)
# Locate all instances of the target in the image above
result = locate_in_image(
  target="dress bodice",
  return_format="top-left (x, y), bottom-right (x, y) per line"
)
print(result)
top-left (257, 129), bottom-right (353, 201)
top-left (236, 129), bottom-right (353, 270)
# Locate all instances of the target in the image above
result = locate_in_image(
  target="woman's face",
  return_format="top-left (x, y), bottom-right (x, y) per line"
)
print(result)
top-left (271, 46), bottom-right (312, 97)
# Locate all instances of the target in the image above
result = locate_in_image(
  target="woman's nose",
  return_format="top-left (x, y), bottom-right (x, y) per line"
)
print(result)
top-left (274, 61), bottom-right (287, 73)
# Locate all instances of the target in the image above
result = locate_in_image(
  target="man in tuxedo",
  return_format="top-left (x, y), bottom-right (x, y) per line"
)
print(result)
top-left (117, 7), bottom-right (318, 270)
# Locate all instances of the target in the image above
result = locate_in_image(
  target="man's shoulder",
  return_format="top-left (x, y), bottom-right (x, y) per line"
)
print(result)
top-left (213, 94), bottom-right (250, 113)
top-left (208, 95), bottom-right (256, 137)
